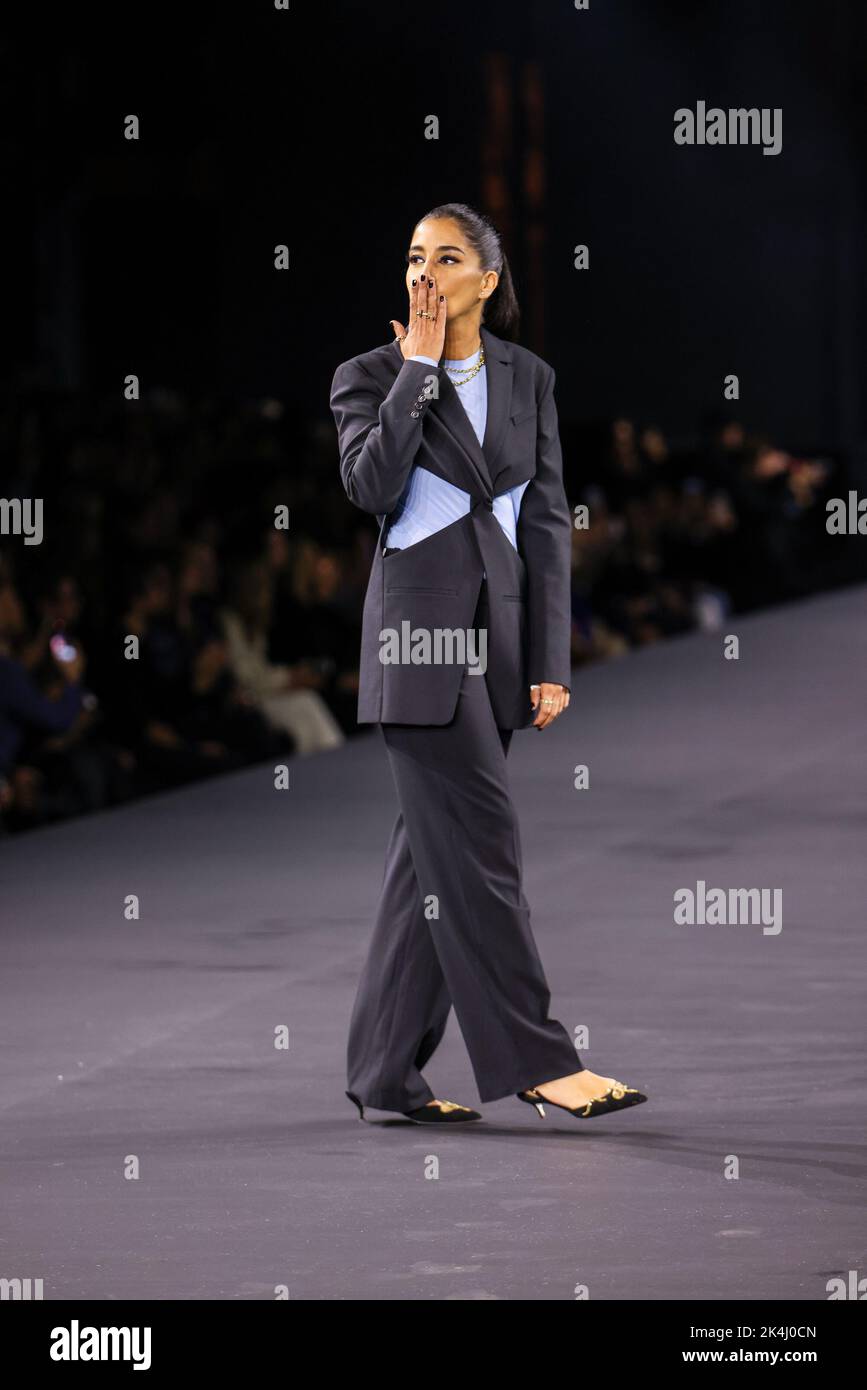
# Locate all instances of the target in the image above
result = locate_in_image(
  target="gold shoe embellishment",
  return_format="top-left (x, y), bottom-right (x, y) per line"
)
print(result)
top-left (581, 1081), bottom-right (641, 1114)
top-left (430, 1099), bottom-right (471, 1113)
top-left (524, 1082), bottom-right (642, 1116)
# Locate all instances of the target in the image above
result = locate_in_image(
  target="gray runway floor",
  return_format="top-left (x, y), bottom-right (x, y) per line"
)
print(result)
top-left (2, 585), bottom-right (866, 1300)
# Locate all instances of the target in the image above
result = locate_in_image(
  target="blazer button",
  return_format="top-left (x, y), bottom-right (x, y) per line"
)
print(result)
top-left (410, 410), bottom-right (419, 417)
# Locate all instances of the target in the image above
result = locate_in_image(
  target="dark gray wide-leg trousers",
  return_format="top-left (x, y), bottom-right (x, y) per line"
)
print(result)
top-left (346, 589), bottom-right (583, 1110)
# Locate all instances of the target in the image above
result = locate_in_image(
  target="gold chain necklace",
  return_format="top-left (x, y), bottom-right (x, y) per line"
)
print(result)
top-left (444, 344), bottom-right (485, 387)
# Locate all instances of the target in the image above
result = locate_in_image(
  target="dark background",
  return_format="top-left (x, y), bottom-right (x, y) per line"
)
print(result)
top-left (6, 0), bottom-right (865, 449)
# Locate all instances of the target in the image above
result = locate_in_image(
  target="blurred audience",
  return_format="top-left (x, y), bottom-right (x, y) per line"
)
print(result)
top-left (565, 416), bottom-right (850, 662)
top-left (0, 388), bottom-right (861, 833)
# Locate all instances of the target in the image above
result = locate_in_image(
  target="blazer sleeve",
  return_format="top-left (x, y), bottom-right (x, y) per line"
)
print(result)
top-left (329, 355), bottom-right (441, 516)
top-left (517, 365), bottom-right (573, 693)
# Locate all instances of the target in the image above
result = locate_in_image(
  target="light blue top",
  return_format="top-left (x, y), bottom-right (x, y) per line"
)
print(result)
top-left (383, 347), bottom-right (530, 554)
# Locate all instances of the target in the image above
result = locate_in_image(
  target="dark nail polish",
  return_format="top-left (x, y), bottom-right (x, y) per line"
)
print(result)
top-left (439, 295), bottom-right (444, 301)
top-left (420, 275), bottom-right (426, 283)
top-left (411, 278), bottom-right (417, 285)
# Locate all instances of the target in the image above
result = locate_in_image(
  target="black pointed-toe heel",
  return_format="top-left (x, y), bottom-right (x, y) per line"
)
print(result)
top-left (402, 1099), bottom-right (482, 1125)
top-left (346, 1091), bottom-right (481, 1124)
top-left (517, 1079), bottom-right (647, 1121)
top-left (346, 1090), bottom-right (367, 1121)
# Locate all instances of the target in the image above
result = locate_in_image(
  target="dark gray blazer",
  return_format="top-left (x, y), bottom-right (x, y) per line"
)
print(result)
top-left (329, 324), bottom-right (573, 729)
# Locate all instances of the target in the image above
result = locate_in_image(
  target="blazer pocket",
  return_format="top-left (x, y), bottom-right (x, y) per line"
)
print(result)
top-left (386, 585), bottom-right (458, 596)
top-left (510, 407), bottom-right (537, 427)
top-left (502, 593), bottom-right (525, 602)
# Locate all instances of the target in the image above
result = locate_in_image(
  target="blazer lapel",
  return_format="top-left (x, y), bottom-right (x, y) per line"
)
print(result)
top-left (389, 326), bottom-right (513, 498)
top-left (436, 372), bottom-right (493, 497)
top-left (479, 326), bottom-right (513, 486)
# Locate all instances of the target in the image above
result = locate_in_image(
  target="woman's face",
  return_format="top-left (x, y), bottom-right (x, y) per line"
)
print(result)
top-left (405, 217), bottom-right (497, 324)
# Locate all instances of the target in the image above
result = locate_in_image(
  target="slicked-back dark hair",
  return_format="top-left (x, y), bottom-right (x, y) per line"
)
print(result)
top-left (415, 202), bottom-right (520, 342)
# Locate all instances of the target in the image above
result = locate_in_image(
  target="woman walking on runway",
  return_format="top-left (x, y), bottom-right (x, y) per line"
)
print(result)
top-left (330, 202), bottom-right (647, 1126)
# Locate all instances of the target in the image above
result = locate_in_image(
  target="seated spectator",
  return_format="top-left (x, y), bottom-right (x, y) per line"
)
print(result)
top-left (220, 558), bottom-right (344, 756)
top-left (0, 577), bottom-right (86, 829)
top-left (96, 561), bottom-right (285, 796)
top-left (279, 546), bottom-right (361, 735)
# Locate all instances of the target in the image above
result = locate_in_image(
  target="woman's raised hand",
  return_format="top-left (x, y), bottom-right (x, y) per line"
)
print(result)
top-left (390, 274), bottom-right (447, 362)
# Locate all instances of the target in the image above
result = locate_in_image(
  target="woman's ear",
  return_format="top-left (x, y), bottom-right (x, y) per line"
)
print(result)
top-left (479, 270), bottom-right (499, 302)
